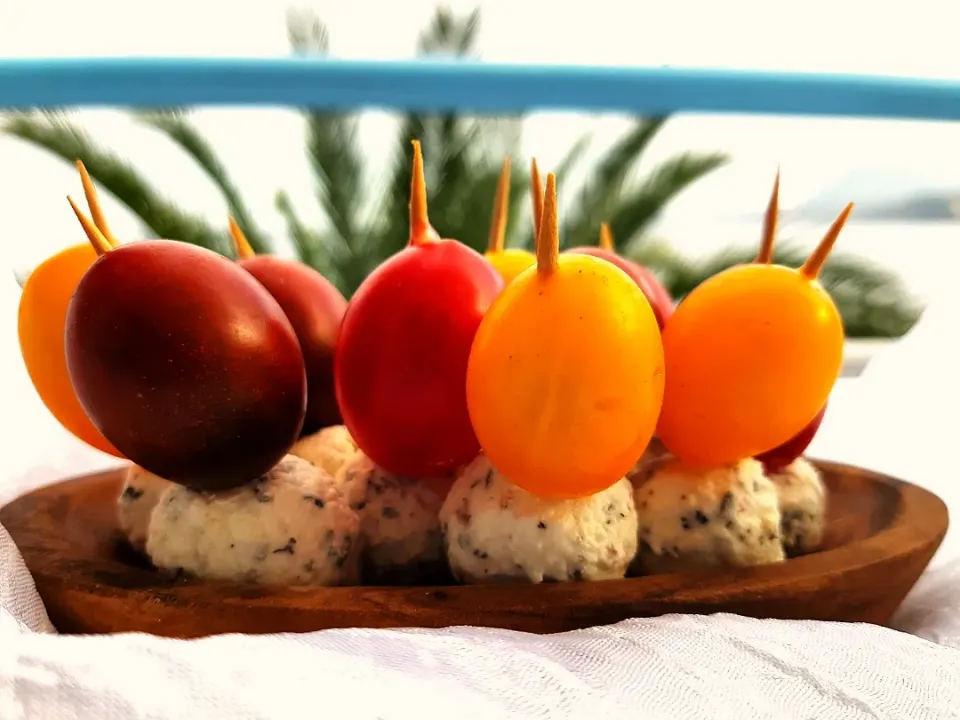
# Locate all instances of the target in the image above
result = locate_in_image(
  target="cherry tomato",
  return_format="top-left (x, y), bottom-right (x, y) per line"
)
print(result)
top-left (18, 243), bottom-right (122, 457)
top-left (335, 141), bottom-right (504, 478)
top-left (467, 173), bottom-right (664, 499)
top-left (657, 204), bottom-right (852, 468)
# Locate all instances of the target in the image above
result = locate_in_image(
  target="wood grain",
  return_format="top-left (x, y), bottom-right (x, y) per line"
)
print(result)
top-left (0, 460), bottom-right (948, 639)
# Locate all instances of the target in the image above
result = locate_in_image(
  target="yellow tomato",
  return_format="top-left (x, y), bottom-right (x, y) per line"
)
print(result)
top-left (484, 248), bottom-right (536, 285)
top-left (18, 244), bottom-right (122, 457)
top-left (467, 173), bottom-right (664, 499)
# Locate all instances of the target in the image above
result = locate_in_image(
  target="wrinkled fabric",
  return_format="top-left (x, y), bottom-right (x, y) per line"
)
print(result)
top-left (2, 279), bottom-right (960, 719)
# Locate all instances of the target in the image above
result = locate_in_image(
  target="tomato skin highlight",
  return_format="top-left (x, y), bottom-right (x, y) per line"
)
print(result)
top-left (335, 238), bottom-right (504, 478)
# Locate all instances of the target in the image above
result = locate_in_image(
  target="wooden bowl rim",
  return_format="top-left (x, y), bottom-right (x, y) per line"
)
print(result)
top-left (1, 458), bottom-right (949, 613)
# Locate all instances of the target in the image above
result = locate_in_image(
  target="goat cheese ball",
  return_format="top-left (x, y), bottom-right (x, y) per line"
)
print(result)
top-left (766, 457), bottom-right (827, 557)
top-left (634, 457), bottom-right (785, 574)
top-left (290, 424), bottom-right (359, 478)
top-left (145, 455), bottom-right (361, 586)
top-left (439, 454), bottom-right (638, 584)
top-left (117, 465), bottom-right (174, 552)
top-left (336, 452), bottom-right (449, 584)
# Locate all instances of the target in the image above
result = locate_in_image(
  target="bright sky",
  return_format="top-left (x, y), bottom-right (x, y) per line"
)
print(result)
top-left (2, 0), bottom-right (960, 271)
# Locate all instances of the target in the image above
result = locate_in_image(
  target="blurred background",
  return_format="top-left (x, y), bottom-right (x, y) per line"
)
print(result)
top-left (3, 0), bottom-right (960, 352)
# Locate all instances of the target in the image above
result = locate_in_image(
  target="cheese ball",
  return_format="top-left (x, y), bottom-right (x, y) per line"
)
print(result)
top-left (145, 455), bottom-right (361, 586)
top-left (117, 465), bottom-right (174, 552)
top-left (635, 457), bottom-right (785, 574)
top-left (290, 424), bottom-right (359, 478)
top-left (335, 452), bottom-right (449, 584)
top-left (439, 454), bottom-right (638, 584)
top-left (767, 457), bottom-right (827, 557)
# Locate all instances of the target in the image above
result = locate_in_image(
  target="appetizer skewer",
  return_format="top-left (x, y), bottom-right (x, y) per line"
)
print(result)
top-left (334, 140), bottom-right (504, 479)
top-left (637, 172), bottom-right (847, 572)
top-left (66, 178), bottom-right (307, 491)
top-left (656, 189), bottom-right (852, 468)
top-left (467, 172), bottom-right (664, 499)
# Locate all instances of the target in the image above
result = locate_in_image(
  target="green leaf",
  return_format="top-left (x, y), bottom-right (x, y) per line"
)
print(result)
top-left (274, 189), bottom-right (341, 282)
top-left (2, 111), bottom-right (230, 255)
top-left (286, 10), bottom-right (366, 276)
top-left (417, 7), bottom-right (481, 55)
top-left (363, 6), bottom-right (488, 281)
top-left (561, 118), bottom-right (668, 248)
top-left (135, 109), bottom-right (271, 255)
top-left (513, 133), bottom-right (591, 250)
top-left (287, 8), bottom-right (330, 54)
top-left (614, 152), bottom-right (729, 253)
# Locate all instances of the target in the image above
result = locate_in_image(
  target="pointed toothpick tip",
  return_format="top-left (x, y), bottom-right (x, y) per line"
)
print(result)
top-left (755, 169), bottom-right (780, 264)
top-left (800, 202), bottom-right (854, 279)
top-left (530, 157), bottom-right (544, 241)
top-left (75, 159), bottom-right (119, 248)
top-left (535, 173), bottom-right (559, 276)
top-left (409, 140), bottom-right (430, 244)
top-left (67, 195), bottom-right (112, 256)
top-left (487, 156), bottom-right (512, 254)
top-left (228, 217), bottom-right (256, 260)
top-left (599, 223), bottom-right (614, 252)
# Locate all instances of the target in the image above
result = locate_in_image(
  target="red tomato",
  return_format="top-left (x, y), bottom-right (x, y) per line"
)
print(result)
top-left (335, 238), bottom-right (503, 478)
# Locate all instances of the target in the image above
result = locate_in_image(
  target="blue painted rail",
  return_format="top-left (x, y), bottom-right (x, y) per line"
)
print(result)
top-left (0, 58), bottom-right (958, 121)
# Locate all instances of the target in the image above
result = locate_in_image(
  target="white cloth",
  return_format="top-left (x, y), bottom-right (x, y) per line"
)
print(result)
top-left (3, 275), bottom-right (960, 719)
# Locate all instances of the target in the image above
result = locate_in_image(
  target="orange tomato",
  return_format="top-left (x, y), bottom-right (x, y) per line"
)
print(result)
top-left (657, 202), bottom-right (852, 468)
top-left (467, 173), bottom-right (664, 499)
top-left (18, 243), bottom-right (123, 457)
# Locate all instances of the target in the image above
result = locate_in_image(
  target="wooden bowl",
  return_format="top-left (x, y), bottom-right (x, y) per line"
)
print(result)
top-left (0, 459), bottom-right (948, 639)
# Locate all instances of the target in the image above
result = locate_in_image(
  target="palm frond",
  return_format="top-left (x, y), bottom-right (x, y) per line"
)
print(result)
top-left (554, 133), bottom-right (591, 181)
top-left (287, 8), bottom-right (330, 54)
top-left (286, 10), bottom-right (366, 274)
top-left (513, 133), bottom-right (591, 249)
top-left (418, 7), bottom-right (481, 55)
top-left (425, 117), bottom-right (484, 245)
top-left (135, 109), bottom-right (271, 255)
top-left (274, 189), bottom-right (339, 280)
top-left (435, 117), bottom-right (526, 254)
top-left (3, 111), bottom-right (229, 254)
top-left (368, 6), bottom-right (486, 272)
top-left (561, 118), bottom-right (668, 247)
top-left (614, 152), bottom-right (729, 253)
